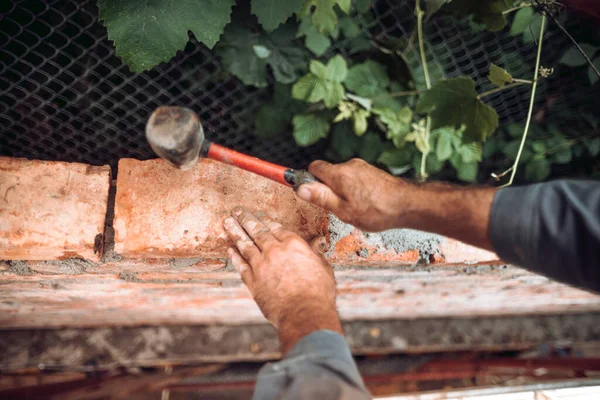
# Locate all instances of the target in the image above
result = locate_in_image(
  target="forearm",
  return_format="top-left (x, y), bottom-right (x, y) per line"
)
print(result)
top-left (387, 181), bottom-right (497, 251)
top-left (277, 299), bottom-right (343, 354)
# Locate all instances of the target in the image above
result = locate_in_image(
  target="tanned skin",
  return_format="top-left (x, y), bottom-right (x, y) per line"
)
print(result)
top-left (224, 159), bottom-right (497, 353)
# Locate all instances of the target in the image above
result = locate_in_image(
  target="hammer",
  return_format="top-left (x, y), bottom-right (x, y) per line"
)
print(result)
top-left (145, 106), bottom-right (318, 189)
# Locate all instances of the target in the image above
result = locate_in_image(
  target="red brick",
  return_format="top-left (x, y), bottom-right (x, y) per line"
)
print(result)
top-left (113, 158), bottom-right (328, 258)
top-left (0, 157), bottom-right (110, 262)
top-left (328, 230), bottom-right (420, 266)
top-left (438, 238), bottom-right (500, 265)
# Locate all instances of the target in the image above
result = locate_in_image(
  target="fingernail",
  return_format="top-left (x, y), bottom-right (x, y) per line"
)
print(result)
top-left (224, 217), bottom-right (235, 227)
top-left (296, 185), bottom-right (311, 201)
top-left (232, 207), bottom-right (243, 217)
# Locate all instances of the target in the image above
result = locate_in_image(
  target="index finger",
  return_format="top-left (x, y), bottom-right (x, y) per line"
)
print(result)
top-left (233, 207), bottom-right (278, 250)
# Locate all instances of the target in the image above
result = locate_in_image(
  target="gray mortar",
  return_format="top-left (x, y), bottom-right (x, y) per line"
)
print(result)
top-left (101, 180), bottom-right (123, 263)
top-left (326, 213), bottom-right (442, 264)
top-left (41, 258), bottom-right (93, 274)
top-left (7, 261), bottom-right (34, 275)
top-left (118, 272), bottom-right (143, 282)
top-left (326, 214), bottom-right (355, 256)
top-left (168, 258), bottom-right (203, 268)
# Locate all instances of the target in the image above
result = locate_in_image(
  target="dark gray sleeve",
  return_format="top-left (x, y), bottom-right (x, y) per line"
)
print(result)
top-left (253, 330), bottom-right (371, 400)
top-left (490, 180), bottom-right (600, 293)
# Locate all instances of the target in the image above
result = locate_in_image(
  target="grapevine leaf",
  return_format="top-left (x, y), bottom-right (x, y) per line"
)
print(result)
top-left (589, 57), bottom-right (600, 85)
top-left (217, 25), bottom-right (267, 87)
top-left (344, 61), bottom-right (390, 98)
top-left (434, 127), bottom-right (457, 161)
top-left (217, 22), bottom-right (307, 87)
top-left (293, 113), bottom-right (330, 146)
top-left (509, 7), bottom-right (534, 36)
top-left (338, 17), bottom-right (361, 38)
top-left (525, 157), bottom-right (551, 181)
top-left (97, 0), bottom-right (235, 72)
top-left (292, 56), bottom-right (347, 108)
top-left (583, 137), bottom-right (600, 156)
top-left (337, 0), bottom-right (351, 14)
top-left (560, 44), bottom-right (599, 67)
top-left (522, 15), bottom-right (547, 44)
top-left (253, 45), bottom-right (271, 59)
top-left (450, 153), bottom-right (478, 182)
top-left (426, 0), bottom-right (452, 19)
top-left (416, 76), bottom-right (499, 142)
top-left (552, 146), bottom-right (572, 164)
top-left (305, 30), bottom-right (331, 56)
top-left (252, 0), bottom-right (304, 31)
top-left (355, 0), bottom-right (372, 13)
top-left (458, 142), bottom-right (482, 163)
top-left (373, 106), bottom-right (413, 140)
top-left (255, 84), bottom-right (305, 138)
top-left (358, 132), bottom-right (384, 163)
top-left (503, 140), bottom-right (532, 164)
top-left (505, 124), bottom-right (523, 138)
top-left (488, 64), bottom-right (513, 88)
top-left (404, 44), bottom-right (446, 90)
top-left (442, 0), bottom-right (510, 32)
top-left (299, 0), bottom-right (338, 34)
top-left (378, 148), bottom-right (413, 167)
top-left (330, 122), bottom-right (361, 160)
top-left (354, 109), bottom-right (370, 136)
top-left (325, 54), bottom-right (348, 82)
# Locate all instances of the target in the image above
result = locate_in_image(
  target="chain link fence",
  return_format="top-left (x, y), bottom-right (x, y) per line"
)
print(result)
top-left (0, 0), bottom-right (595, 171)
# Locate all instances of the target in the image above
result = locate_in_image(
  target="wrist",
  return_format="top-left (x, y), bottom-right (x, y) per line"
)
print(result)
top-left (276, 298), bottom-right (343, 354)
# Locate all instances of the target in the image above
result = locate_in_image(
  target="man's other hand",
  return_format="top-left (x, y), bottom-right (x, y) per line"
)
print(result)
top-left (223, 208), bottom-right (342, 353)
top-left (296, 158), bottom-right (410, 232)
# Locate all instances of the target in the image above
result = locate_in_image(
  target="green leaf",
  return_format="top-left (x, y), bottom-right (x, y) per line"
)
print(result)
top-left (358, 132), bottom-right (384, 163)
top-left (378, 148), bottom-right (413, 167)
top-left (255, 84), bottom-right (305, 138)
top-left (488, 64), bottom-right (513, 88)
top-left (337, 0), bottom-right (351, 14)
top-left (560, 44), bottom-right (599, 67)
top-left (433, 127), bottom-right (459, 162)
top-left (443, 0), bottom-right (510, 32)
top-left (353, 109), bottom-right (370, 136)
top-left (292, 73), bottom-right (328, 102)
top-left (293, 113), bottom-right (330, 146)
top-left (404, 45), bottom-right (446, 91)
top-left (292, 56), bottom-right (347, 108)
top-left (426, 0), bottom-right (452, 19)
top-left (531, 141), bottom-right (546, 154)
top-left (373, 106), bottom-right (413, 140)
top-left (589, 58), bottom-right (600, 85)
top-left (552, 146), bottom-right (572, 164)
top-left (505, 124), bottom-right (523, 138)
top-left (458, 142), bottom-right (482, 163)
top-left (416, 76), bottom-right (499, 142)
top-left (450, 153), bottom-right (478, 182)
top-left (338, 17), bottom-right (360, 38)
top-left (217, 22), bottom-right (307, 87)
top-left (97, 0), bottom-right (234, 72)
top-left (252, 0), bottom-right (304, 31)
top-left (325, 54), bottom-right (348, 82)
top-left (503, 140), bottom-right (532, 164)
top-left (522, 15), bottom-right (547, 44)
top-left (253, 45), bottom-right (271, 59)
top-left (330, 122), bottom-right (361, 160)
top-left (355, 0), bottom-right (371, 13)
top-left (344, 61), bottom-right (390, 98)
top-left (305, 30), bottom-right (331, 56)
top-left (525, 157), bottom-right (551, 182)
top-left (510, 7), bottom-right (534, 36)
top-left (584, 137), bottom-right (600, 157)
top-left (299, 0), bottom-right (344, 34)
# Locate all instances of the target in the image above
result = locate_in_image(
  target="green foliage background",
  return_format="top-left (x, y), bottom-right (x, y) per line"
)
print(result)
top-left (98, 0), bottom-right (600, 184)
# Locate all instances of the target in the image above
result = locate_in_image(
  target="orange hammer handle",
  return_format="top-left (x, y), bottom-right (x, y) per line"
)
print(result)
top-left (207, 143), bottom-right (317, 188)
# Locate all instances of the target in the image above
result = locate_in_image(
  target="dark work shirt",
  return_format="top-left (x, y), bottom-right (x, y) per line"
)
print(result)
top-left (254, 180), bottom-right (600, 399)
top-left (490, 180), bottom-right (600, 293)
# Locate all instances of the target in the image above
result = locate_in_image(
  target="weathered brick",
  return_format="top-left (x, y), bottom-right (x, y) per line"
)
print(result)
top-left (0, 157), bottom-right (110, 262)
top-left (437, 238), bottom-right (499, 265)
top-left (114, 158), bottom-right (328, 258)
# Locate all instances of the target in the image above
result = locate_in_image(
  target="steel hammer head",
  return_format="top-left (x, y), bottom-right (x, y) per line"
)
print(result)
top-left (145, 106), bottom-right (205, 170)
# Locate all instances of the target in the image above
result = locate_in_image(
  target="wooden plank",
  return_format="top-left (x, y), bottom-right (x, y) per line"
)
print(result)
top-left (0, 266), bottom-right (599, 329)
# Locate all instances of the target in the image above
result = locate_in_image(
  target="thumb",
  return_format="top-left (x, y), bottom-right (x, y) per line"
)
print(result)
top-left (296, 182), bottom-right (343, 212)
